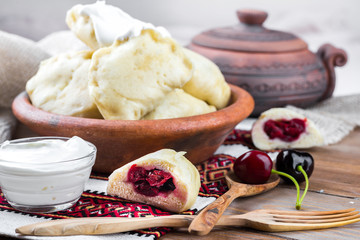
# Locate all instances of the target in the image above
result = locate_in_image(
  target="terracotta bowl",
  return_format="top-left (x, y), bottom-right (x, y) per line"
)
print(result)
top-left (12, 84), bottom-right (254, 174)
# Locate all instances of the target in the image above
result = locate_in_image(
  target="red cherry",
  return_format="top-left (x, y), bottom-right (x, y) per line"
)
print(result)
top-left (127, 164), bottom-right (175, 196)
top-left (264, 118), bottom-right (306, 142)
top-left (233, 150), bottom-right (273, 184)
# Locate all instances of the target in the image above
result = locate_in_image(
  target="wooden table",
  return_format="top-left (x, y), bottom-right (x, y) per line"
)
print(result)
top-left (1, 126), bottom-right (359, 240)
top-left (160, 127), bottom-right (360, 240)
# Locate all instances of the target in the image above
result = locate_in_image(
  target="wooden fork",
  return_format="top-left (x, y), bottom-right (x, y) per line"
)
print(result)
top-left (16, 208), bottom-right (359, 236)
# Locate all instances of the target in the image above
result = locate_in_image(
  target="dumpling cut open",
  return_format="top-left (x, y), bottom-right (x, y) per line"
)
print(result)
top-left (107, 149), bottom-right (200, 213)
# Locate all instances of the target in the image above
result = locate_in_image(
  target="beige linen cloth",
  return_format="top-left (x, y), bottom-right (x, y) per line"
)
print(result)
top-left (0, 30), bottom-right (87, 143)
top-left (0, 29), bottom-right (359, 144)
top-left (0, 30), bottom-right (49, 143)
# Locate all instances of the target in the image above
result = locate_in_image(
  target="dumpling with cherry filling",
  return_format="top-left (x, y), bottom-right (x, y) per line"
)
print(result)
top-left (251, 108), bottom-right (324, 150)
top-left (107, 149), bottom-right (200, 213)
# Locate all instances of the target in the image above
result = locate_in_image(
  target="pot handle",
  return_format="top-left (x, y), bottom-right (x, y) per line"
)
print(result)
top-left (237, 9), bottom-right (268, 25)
top-left (316, 44), bottom-right (347, 101)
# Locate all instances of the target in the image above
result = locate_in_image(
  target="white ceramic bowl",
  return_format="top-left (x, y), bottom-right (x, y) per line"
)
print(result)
top-left (0, 136), bottom-right (96, 213)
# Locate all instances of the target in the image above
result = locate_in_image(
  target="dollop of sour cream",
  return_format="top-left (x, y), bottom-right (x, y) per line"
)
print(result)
top-left (0, 136), bottom-right (96, 209)
top-left (78, 0), bottom-right (171, 46)
top-left (0, 136), bottom-right (94, 173)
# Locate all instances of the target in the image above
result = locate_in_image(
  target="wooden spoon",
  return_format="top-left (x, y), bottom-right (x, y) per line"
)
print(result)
top-left (188, 171), bottom-right (280, 235)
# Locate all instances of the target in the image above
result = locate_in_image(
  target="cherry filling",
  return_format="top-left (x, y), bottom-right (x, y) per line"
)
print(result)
top-left (127, 164), bottom-right (176, 197)
top-left (263, 118), bottom-right (306, 142)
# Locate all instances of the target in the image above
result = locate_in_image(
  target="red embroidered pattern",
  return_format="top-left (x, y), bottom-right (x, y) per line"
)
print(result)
top-left (224, 129), bottom-right (254, 147)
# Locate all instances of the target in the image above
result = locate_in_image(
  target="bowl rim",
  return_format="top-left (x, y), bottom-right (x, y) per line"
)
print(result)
top-left (12, 84), bottom-right (254, 134)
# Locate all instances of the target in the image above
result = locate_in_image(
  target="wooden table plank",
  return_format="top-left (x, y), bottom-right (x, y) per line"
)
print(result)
top-left (304, 127), bottom-right (360, 197)
top-left (161, 128), bottom-right (360, 239)
top-left (161, 187), bottom-right (360, 240)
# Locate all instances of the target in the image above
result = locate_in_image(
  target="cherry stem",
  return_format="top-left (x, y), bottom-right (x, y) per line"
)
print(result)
top-left (271, 169), bottom-right (301, 210)
top-left (297, 165), bottom-right (309, 208)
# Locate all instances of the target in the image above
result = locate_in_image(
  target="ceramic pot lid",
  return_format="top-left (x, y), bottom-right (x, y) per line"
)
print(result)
top-left (191, 9), bottom-right (308, 53)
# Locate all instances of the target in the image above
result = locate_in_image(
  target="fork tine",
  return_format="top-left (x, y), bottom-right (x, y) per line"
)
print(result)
top-left (274, 214), bottom-right (360, 224)
top-left (268, 208), bottom-right (356, 216)
top-left (264, 217), bottom-right (360, 232)
top-left (273, 211), bottom-right (359, 220)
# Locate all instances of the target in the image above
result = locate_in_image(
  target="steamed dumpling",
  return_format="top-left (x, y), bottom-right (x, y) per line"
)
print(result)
top-left (107, 149), bottom-right (200, 213)
top-left (182, 48), bottom-right (231, 109)
top-left (26, 50), bottom-right (102, 118)
top-left (88, 30), bottom-right (193, 120)
top-left (66, 1), bottom-right (171, 50)
top-left (66, 4), bottom-right (100, 50)
top-left (143, 89), bottom-right (216, 120)
top-left (251, 108), bottom-right (324, 150)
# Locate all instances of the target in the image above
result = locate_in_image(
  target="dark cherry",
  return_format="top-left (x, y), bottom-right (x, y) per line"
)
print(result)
top-left (233, 150), bottom-right (273, 184)
top-left (264, 118), bottom-right (306, 142)
top-left (275, 149), bottom-right (314, 183)
top-left (127, 164), bottom-right (176, 196)
top-left (233, 149), bottom-right (314, 210)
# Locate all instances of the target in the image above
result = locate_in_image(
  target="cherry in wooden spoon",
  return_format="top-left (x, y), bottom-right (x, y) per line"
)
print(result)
top-left (188, 170), bottom-right (280, 235)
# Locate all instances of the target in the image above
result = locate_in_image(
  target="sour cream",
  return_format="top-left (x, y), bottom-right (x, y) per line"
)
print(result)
top-left (0, 136), bottom-right (96, 213)
top-left (78, 1), bottom-right (171, 46)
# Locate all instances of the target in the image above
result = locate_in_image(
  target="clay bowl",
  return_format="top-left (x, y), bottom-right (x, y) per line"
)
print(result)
top-left (12, 84), bottom-right (254, 174)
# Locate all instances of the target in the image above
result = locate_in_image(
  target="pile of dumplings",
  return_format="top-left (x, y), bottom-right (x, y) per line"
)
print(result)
top-left (26, 2), bottom-right (231, 120)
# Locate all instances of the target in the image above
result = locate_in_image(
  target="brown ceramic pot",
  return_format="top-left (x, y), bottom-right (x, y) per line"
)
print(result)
top-left (12, 84), bottom-right (254, 174)
top-left (188, 9), bottom-right (347, 116)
